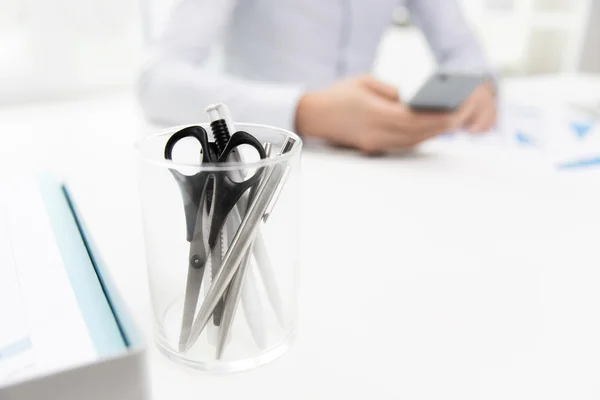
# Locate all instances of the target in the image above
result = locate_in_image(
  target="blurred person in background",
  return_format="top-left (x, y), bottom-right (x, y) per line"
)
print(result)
top-left (137, 0), bottom-right (497, 154)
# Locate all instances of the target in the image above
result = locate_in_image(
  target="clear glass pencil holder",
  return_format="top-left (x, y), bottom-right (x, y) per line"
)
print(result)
top-left (135, 123), bottom-right (302, 372)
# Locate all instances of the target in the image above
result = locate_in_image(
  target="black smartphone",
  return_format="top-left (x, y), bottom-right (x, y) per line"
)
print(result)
top-left (408, 72), bottom-right (485, 112)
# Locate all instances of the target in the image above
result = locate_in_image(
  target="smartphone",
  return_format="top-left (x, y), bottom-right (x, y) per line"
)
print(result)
top-left (408, 72), bottom-right (485, 112)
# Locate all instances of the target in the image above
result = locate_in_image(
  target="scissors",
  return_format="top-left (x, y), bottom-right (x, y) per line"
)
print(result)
top-left (164, 125), bottom-right (267, 351)
top-left (184, 137), bottom-right (297, 354)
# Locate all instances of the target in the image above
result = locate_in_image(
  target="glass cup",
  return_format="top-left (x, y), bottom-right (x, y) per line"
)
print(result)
top-left (135, 123), bottom-right (302, 372)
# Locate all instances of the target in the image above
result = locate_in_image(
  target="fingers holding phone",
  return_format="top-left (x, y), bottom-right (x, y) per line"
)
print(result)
top-left (295, 75), bottom-right (459, 154)
top-left (295, 73), bottom-right (497, 155)
top-left (381, 102), bottom-right (457, 136)
top-left (408, 72), bottom-right (498, 134)
top-left (455, 81), bottom-right (497, 133)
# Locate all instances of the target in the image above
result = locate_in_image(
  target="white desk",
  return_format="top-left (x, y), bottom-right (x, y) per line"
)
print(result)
top-left (1, 75), bottom-right (600, 400)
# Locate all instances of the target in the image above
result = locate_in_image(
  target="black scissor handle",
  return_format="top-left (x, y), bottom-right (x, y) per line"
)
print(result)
top-left (165, 126), bottom-right (216, 242)
top-left (164, 125), bottom-right (214, 163)
top-left (217, 130), bottom-right (267, 163)
top-left (205, 130), bottom-right (268, 247)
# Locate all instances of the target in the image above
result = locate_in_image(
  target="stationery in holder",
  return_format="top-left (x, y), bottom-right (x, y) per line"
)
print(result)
top-left (135, 104), bottom-right (303, 372)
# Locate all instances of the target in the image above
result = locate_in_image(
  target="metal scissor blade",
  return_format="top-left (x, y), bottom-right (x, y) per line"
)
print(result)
top-left (179, 183), bottom-right (212, 352)
top-left (178, 264), bottom-right (206, 352)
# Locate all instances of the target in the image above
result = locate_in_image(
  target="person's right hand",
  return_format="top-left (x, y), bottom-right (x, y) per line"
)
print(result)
top-left (295, 75), bottom-right (459, 154)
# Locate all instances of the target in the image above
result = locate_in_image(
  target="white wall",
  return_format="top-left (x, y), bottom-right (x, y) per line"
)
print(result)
top-left (0, 0), bottom-right (142, 105)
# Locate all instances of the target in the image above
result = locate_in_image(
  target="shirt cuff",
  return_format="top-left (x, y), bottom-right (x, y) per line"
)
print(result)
top-left (230, 82), bottom-right (306, 135)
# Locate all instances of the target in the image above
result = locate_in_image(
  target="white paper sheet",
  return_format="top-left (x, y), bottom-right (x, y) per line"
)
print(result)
top-left (500, 103), bottom-right (600, 166)
top-left (0, 211), bottom-right (35, 383)
top-left (0, 175), bottom-right (96, 386)
top-left (437, 100), bottom-right (600, 169)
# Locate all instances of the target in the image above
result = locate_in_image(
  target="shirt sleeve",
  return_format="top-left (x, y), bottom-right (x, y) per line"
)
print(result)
top-left (136, 0), bottom-right (305, 132)
top-left (405, 0), bottom-right (497, 75)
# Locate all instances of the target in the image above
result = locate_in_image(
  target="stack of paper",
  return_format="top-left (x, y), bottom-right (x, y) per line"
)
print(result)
top-left (0, 217), bottom-right (34, 382)
top-left (0, 175), bottom-right (97, 386)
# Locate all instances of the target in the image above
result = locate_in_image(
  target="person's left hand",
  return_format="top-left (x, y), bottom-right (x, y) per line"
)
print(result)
top-left (455, 80), bottom-right (497, 133)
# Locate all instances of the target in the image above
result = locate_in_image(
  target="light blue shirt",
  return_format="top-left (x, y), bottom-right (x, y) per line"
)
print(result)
top-left (138, 0), bottom-right (492, 132)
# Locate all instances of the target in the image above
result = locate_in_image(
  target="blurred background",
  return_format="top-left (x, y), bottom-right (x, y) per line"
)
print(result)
top-left (0, 0), bottom-right (598, 106)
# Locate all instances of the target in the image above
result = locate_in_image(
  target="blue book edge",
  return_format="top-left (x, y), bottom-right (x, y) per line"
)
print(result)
top-left (37, 175), bottom-right (143, 357)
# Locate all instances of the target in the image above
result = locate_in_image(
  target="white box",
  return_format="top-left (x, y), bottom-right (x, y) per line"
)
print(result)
top-left (0, 177), bottom-right (150, 400)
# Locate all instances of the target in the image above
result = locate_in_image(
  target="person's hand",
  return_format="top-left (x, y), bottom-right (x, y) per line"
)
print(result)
top-left (295, 75), bottom-right (459, 154)
top-left (455, 80), bottom-right (497, 133)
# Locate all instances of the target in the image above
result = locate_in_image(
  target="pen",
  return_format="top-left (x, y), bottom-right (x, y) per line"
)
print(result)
top-left (216, 143), bottom-right (273, 358)
top-left (206, 104), bottom-right (287, 327)
top-left (217, 242), bottom-right (254, 359)
top-left (206, 104), bottom-right (270, 349)
top-left (226, 215), bottom-right (267, 350)
top-left (185, 138), bottom-right (296, 352)
top-left (205, 104), bottom-right (255, 327)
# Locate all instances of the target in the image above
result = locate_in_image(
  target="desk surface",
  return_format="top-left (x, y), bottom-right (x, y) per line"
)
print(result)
top-left (1, 75), bottom-right (600, 400)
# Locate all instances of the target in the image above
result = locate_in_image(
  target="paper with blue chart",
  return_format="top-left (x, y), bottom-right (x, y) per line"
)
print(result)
top-left (441, 101), bottom-right (600, 169)
top-left (0, 176), bottom-right (97, 386)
